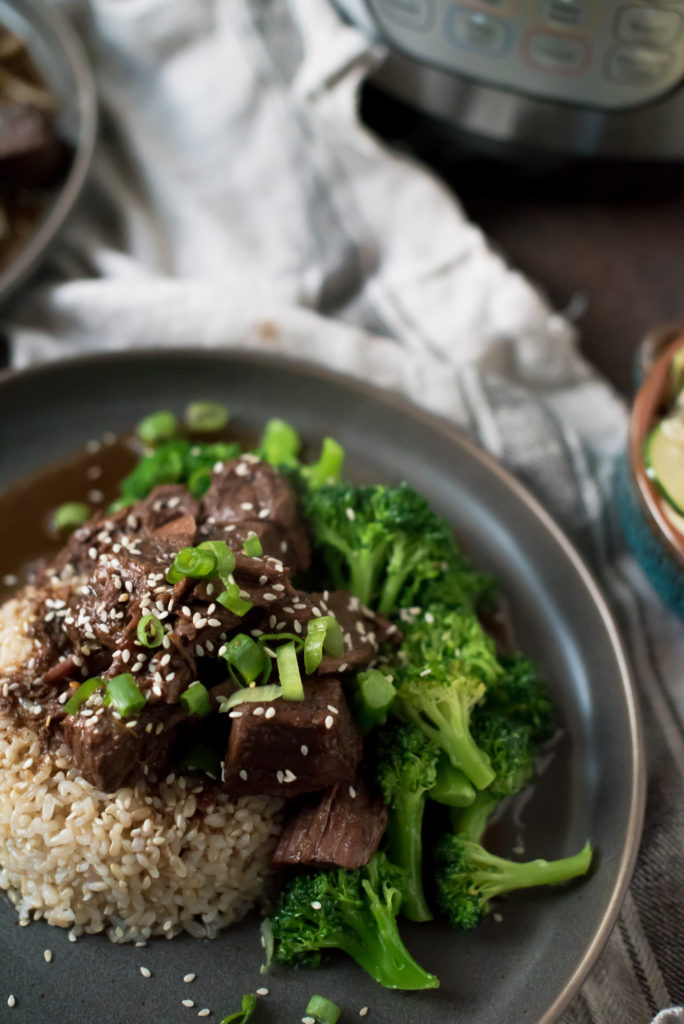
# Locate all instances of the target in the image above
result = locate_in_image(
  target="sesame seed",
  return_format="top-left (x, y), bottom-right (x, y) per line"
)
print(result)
top-left (359, 1008), bottom-right (369, 1017)
top-left (198, 1010), bottom-right (210, 1018)
top-left (311, 900), bottom-right (322, 910)
top-left (276, 770), bottom-right (284, 784)
top-left (265, 706), bottom-right (276, 719)
top-left (327, 704), bottom-right (339, 715)
top-left (88, 489), bottom-right (105, 503)
top-left (139, 966), bottom-right (151, 978)
top-left (239, 770), bottom-right (248, 781)
top-left (182, 999), bottom-right (195, 1007)
top-left (303, 1018), bottom-right (316, 1024)
top-left (493, 912), bottom-right (504, 923)
top-left (252, 707), bottom-right (265, 717)
top-left (300, 745), bottom-right (308, 756)
top-left (325, 715), bottom-right (334, 730)
top-left (7, 994), bottom-right (16, 1007)
top-left (184, 973), bottom-right (196, 983)
top-left (256, 988), bottom-right (269, 997)
top-left (283, 769), bottom-right (297, 783)
top-left (349, 785), bottom-right (357, 799)
top-left (88, 547), bottom-right (98, 560)
top-left (346, 507), bottom-right (355, 521)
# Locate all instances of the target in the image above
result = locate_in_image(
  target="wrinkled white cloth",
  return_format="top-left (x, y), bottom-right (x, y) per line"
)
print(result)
top-left (4, 2), bottom-right (683, 1021)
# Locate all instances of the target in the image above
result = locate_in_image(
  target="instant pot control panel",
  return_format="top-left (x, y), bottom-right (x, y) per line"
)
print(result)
top-left (365, 0), bottom-right (684, 109)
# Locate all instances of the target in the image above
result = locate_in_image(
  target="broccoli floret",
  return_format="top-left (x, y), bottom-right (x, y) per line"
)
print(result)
top-left (453, 709), bottom-right (537, 842)
top-left (392, 606), bottom-right (501, 791)
top-left (486, 653), bottom-right (555, 743)
top-left (268, 853), bottom-right (439, 991)
top-left (373, 721), bottom-right (439, 922)
top-left (303, 482), bottom-right (483, 616)
top-left (434, 834), bottom-right (593, 930)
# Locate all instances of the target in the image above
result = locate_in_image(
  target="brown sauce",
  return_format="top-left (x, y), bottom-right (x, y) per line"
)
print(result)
top-left (0, 435), bottom-right (137, 602)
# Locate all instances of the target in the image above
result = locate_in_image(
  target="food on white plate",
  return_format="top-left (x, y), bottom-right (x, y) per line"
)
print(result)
top-left (0, 403), bottom-right (592, 988)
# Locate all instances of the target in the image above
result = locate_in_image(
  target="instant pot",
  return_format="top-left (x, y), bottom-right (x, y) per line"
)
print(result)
top-left (335, 0), bottom-right (684, 159)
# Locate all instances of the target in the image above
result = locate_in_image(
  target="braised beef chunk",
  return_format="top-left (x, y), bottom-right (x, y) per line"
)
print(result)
top-left (137, 485), bottom-right (199, 536)
top-left (60, 703), bottom-right (185, 792)
top-left (223, 677), bottom-right (362, 798)
top-left (272, 775), bottom-right (387, 870)
top-left (201, 456), bottom-right (310, 574)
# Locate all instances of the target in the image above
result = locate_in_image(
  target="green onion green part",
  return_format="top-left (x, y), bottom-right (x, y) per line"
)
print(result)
top-left (242, 532), bottom-right (263, 557)
top-left (185, 400), bottom-right (230, 434)
top-left (177, 743), bottom-right (222, 779)
top-left (303, 615), bottom-right (344, 675)
top-left (217, 581), bottom-right (253, 617)
top-left (222, 634), bottom-right (268, 684)
top-left (136, 614), bottom-right (164, 648)
top-left (218, 684), bottom-right (283, 714)
top-left (258, 417), bottom-right (301, 467)
top-left (219, 992), bottom-right (258, 1024)
top-left (136, 410), bottom-right (178, 446)
top-left (305, 995), bottom-right (341, 1024)
top-left (188, 465), bottom-right (213, 498)
top-left (52, 501), bottom-right (91, 532)
top-left (276, 640), bottom-right (304, 701)
top-left (64, 676), bottom-right (105, 715)
top-left (167, 545), bottom-right (217, 583)
top-left (180, 680), bottom-right (211, 718)
top-left (198, 540), bottom-right (236, 580)
top-left (102, 673), bottom-right (146, 718)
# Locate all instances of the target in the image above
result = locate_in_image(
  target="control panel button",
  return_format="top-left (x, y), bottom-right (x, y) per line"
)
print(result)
top-left (541, 0), bottom-right (591, 29)
top-left (445, 9), bottom-right (513, 54)
top-left (606, 45), bottom-right (674, 82)
top-left (524, 30), bottom-right (591, 74)
top-left (370, 0), bottom-right (436, 32)
top-left (615, 5), bottom-right (682, 45)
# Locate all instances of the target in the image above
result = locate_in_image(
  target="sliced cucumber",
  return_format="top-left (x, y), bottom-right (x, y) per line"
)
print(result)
top-left (645, 422), bottom-right (684, 515)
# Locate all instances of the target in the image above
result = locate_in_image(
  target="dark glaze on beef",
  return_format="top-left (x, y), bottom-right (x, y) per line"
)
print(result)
top-left (0, 454), bottom-right (397, 804)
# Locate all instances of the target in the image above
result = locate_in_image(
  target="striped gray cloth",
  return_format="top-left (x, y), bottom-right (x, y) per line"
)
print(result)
top-left (5, 1), bottom-right (683, 1020)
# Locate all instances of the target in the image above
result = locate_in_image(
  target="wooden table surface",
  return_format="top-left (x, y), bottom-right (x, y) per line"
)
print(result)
top-left (362, 87), bottom-right (684, 397)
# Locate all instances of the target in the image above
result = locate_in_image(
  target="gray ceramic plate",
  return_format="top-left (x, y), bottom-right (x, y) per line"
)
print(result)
top-left (0, 0), bottom-right (97, 305)
top-left (0, 351), bottom-right (644, 1024)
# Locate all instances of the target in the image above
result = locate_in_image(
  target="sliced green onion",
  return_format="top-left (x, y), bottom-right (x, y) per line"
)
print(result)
top-left (259, 918), bottom-right (274, 974)
top-left (136, 614), bottom-right (164, 648)
top-left (103, 673), bottom-right (146, 718)
top-left (304, 437), bottom-right (345, 489)
top-left (52, 501), bottom-right (91, 532)
top-left (180, 680), bottom-right (211, 718)
top-left (242, 532), bottom-right (263, 557)
top-left (167, 545), bottom-right (217, 583)
top-left (303, 615), bottom-right (344, 674)
top-left (64, 676), bottom-right (105, 715)
top-left (217, 581), bottom-right (253, 617)
top-left (185, 401), bottom-right (230, 434)
top-left (198, 540), bottom-right (236, 580)
top-left (305, 995), bottom-right (341, 1024)
top-left (188, 465), bottom-right (213, 498)
top-left (220, 992), bottom-right (258, 1024)
top-left (277, 640), bottom-right (304, 701)
top-left (178, 743), bottom-right (222, 779)
top-left (136, 410), bottom-right (178, 446)
top-left (258, 417), bottom-right (300, 467)
top-left (218, 684), bottom-right (283, 714)
top-left (223, 633), bottom-right (268, 684)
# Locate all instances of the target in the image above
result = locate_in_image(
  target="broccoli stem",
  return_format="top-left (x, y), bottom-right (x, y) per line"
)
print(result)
top-left (407, 699), bottom-right (495, 791)
top-left (332, 882), bottom-right (439, 990)
top-left (429, 758), bottom-right (477, 808)
top-left (452, 790), bottom-right (499, 843)
top-left (349, 546), bottom-right (389, 609)
top-left (474, 841), bottom-right (593, 901)
top-left (385, 790), bottom-right (432, 923)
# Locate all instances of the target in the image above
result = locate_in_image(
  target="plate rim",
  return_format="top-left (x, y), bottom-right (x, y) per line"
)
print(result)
top-left (0, 0), bottom-right (98, 305)
top-left (0, 346), bottom-right (646, 1024)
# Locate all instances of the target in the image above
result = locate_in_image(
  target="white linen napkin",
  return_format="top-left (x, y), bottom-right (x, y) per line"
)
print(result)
top-left (4, 2), bottom-right (683, 1020)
